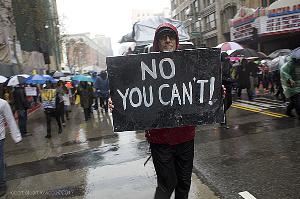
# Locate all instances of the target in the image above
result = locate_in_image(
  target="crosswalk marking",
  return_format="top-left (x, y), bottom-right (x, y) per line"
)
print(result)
top-left (232, 97), bottom-right (287, 118)
top-left (251, 98), bottom-right (285, 106)
top-left (234, 97), bottom-right (286, 110)
top-left (239, 191), bottom-right (257, 199)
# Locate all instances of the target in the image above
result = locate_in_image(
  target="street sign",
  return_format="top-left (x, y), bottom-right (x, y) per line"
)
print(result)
top-left (107, 48), bottom-right (223, 132)
top-left (191, 31), bottom-right (201, 36)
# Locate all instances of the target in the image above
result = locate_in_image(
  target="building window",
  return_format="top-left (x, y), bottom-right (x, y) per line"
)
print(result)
top-left (195, 20), bottom-right (201, 32)
top-left (193, 0), bottom-right (199, 13)
top-left (221, 5), bottom-right (237, 33)
top-left (204, 13), bottom-right (216, 31)
top-left (206, 36), bottom-right (217, 47)
top-left (204, 0), bottom-right (215, 7)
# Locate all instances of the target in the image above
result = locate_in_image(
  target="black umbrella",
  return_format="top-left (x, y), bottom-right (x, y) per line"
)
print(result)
top-left (230, 48), bottom-right (261, 58)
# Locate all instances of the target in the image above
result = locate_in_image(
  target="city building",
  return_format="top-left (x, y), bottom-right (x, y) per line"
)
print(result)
top-left (171, 0), bottom-right (217, 47)
top-left (93, 34), bottom-right (113, 57)
top-left (63, 33), bottom-right (107, 74)
top-left (132, 8), bottom-right (170, 24)
top-left (170, 0), bottom-right (283, 48)
top-left (0, 0), bottom-right (23, 76)
top-left (230, 0), bottom-right (299, 53)
top-left (12, 0), bottom-right (61, 74)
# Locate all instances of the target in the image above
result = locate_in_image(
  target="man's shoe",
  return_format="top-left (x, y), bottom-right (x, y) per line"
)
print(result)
top-left (62, 123), bottom-right (66, 127)
top-left (45, 135), bottom-right (51, 139)
top-left (58, 130), bottom-right (62, 134)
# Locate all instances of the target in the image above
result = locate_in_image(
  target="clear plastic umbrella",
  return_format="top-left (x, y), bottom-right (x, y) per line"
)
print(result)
top-left (7, 75), bottom-right (27, 86)
top-left (216, 42), bottom-right (243, 51)
top-left (0, 75), bottom-right (7, 84)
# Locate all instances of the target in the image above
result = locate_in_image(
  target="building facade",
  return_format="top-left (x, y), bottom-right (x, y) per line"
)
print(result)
top-left (132, 8), bottom-right (170, 24)
top-left (170, 0), bottom-right (280, 48)
top-left (0, 0), bottom-right (23, 76)
top-left (63, 33), bottom-right (107, 74)
top-left (230, 0), bottom-right (299, 54)
top-left (93, 34), bottom-right (113, 57)
top-left (12, 0), bottom-right (61, 74)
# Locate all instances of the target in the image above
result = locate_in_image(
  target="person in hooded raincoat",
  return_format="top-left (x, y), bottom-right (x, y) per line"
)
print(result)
top-left (280, 57), bottom-right (300, 119)
top-left (109, 23), bottom-right (225, 199)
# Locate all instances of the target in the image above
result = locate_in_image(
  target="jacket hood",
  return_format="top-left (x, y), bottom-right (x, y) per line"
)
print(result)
top-left (153, 23), bottom-right (179, 52)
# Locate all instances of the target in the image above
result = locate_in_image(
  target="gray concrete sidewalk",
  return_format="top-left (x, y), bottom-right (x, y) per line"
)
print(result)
top-left (2, 106), bottom-right (218, 199)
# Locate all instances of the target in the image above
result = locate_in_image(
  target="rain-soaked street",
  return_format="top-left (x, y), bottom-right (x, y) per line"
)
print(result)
top-left (2, 94), bottom-right (300, 199)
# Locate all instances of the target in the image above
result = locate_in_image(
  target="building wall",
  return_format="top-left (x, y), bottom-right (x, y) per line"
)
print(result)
top-left (64, 33), bottom-right (107, 73)
top-left (12, 0), bottom-right (61, 73)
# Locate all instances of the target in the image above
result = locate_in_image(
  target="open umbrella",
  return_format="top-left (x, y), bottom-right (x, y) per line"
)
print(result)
top-left (7, 75), bottom-right (27, 86)
top-left (268, 49), bottom-right (291, 59)
top-left (216, 42), bottom-right (243, 51)
top-left (18, 74), bottom-right (30, 78)
top-left (230, 48), bottom-right (260, 58)
top-left (0, 75), bottom-right (7, 84)
top-left (53, 71), bottom-right (65, 78)
top-left (290, 47), bottom-right (300, 59)
top-left (26, 75), bottom-right (47, 84)
top-left (71, 75), bottom-right (94, 82)
top-left (59, 76), bottom-right (72, 82)
top-left (120, 16), bottom-right (190, 46)
top-left (42, 75), bottom-right (57, 83)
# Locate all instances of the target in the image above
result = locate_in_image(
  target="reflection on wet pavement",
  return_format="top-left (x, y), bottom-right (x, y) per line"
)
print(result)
top-left (3, 106), bottom-right (217, 199)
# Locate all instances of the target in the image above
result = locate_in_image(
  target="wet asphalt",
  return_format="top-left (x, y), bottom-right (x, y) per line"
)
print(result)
top-left (2, 105), bottom-right (216, 199)
top-left (2, 93), bottom-right (300, 199)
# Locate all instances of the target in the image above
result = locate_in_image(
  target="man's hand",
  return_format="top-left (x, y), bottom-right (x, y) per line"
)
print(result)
top-left (222, 85), bottom-right (226, 98)
top-left (108, 98), bottom-right (114, 112)
top-left (288, 79), bottom-right (296, 87)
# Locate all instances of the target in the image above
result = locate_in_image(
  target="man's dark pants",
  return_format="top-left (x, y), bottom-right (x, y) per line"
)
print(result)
top-left (150, 140), bottom-right (194, 199)
top-left (287, 93), bottom-right (300, 118)
top-left (18, 109), bottom-right (27, 135)
top-left (45, 109), bottom-right (62, 136)
top-left (0, 139), bottom-right (6, 196)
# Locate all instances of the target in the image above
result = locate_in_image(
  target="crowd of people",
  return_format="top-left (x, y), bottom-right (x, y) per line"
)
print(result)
top-left (220, 48), bottom-right (300, 120)
top-left (0, 70), bottom-right (110, 139)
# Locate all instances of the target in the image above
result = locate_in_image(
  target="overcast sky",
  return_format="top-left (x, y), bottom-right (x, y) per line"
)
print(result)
top-left (56, 0), bottom-right (170, 54)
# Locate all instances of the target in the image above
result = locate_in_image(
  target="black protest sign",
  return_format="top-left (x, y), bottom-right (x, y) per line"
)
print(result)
top-left (106, 48), bottom-right (223, 132)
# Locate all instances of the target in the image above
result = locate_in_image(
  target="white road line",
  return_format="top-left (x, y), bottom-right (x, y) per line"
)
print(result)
top-left (255, 97), bottom-right (284, 103)
top-left (233, 102), bottom-right (266, 110)
top-left (252, 99), bottom-right (286, 106)
top-left (236, 100), bottom-right (277, 108)
top-left (239, 191), bottom-right (257, 199)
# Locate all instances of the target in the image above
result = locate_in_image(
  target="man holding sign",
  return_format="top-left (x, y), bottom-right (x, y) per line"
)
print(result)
top-left (108, 23), bottom-right (224, 199)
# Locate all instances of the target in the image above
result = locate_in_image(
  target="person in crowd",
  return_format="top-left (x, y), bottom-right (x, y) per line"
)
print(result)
top-left (13, 84), bottom-right (29, 137)
top-left (273, 69), bottom-right (286, 102)
top-left (247, 58), bottom-right (259, 97)
top-left (77, 81), bottom-right (94, 121)
top-left (237, 58), bottom-right (253, 100)
top-left (2, 87), bottom-right (13, 112)
top-left (280, 55), bottom-right (300, 119)
top-left (98, 70), bottom-right (110, 113)
top-left (0, 84), bottom-right (4, 99)
top-left (109, 23), bottom-right (225, 199)
top-left (92, 72), bottom-right (100, 110)
top-left (0, 98), bottom-right (22, 197)
top-left (221, 52), bottom-right (233, 129)
top-left (43, 82), bottom-right (62, 138)
top-left (63, 84), bottom-right (72, 120)
top-left (56, 81), bottom-right (66, 126)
